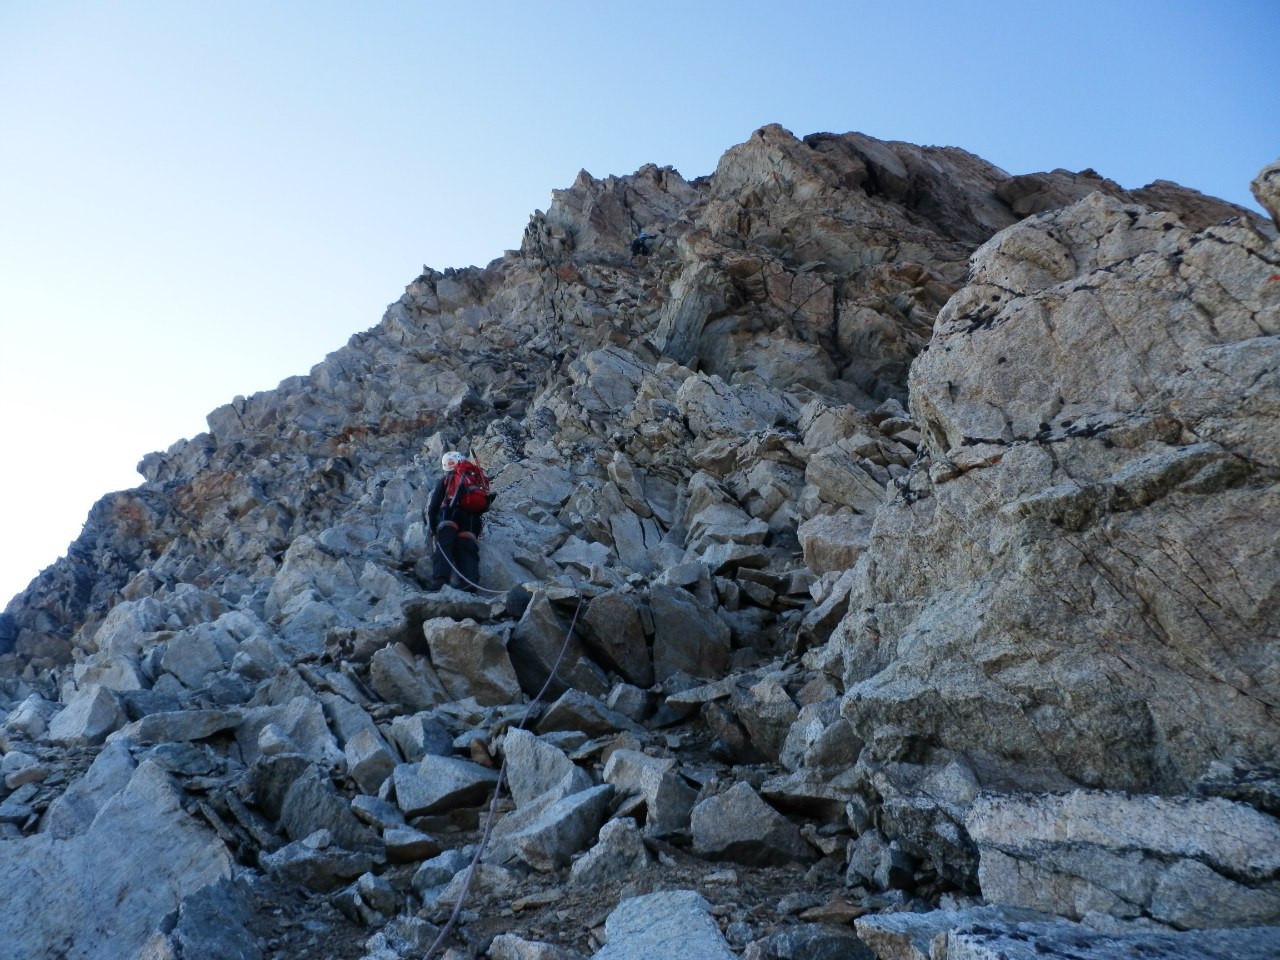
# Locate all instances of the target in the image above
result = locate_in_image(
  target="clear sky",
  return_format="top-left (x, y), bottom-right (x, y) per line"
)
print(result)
top-left (1, 0), bottom-right (1277, 604)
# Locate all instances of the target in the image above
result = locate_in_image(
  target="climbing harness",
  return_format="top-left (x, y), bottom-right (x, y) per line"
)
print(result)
top-left (421, 582), bottom-right (586, 960)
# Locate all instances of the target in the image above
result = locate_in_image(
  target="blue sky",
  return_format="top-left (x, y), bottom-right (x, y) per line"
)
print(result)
top-left (2, 0), bottom-right (1277, 603)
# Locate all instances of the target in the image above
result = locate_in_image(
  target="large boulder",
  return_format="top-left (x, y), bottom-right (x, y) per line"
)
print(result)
top-left (0, 761), bottom-right (233, 959)
top-left (422, 616), bottom-right (522, 705)
top-left (649, 585), bottom-right (730, 682)
top-left (838, 190), bottom-right (1280, 795)
top-left (691, 782), bottom-right (815, 866)
top-left (966, 790), bottom-right (1280, 927)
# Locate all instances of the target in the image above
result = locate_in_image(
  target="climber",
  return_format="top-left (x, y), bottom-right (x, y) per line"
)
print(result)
top-left (426, 450), bottom-right (492, 593)
top-left (630, 230), bottom-right (654, 257)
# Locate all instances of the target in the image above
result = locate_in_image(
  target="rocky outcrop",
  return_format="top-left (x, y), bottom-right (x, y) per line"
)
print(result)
top-left (1, 128), bottom-right (1276, 958)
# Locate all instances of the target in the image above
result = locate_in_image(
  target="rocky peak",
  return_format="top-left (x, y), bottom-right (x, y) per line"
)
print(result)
top-left (1, 127), bottom-right (1277, 959)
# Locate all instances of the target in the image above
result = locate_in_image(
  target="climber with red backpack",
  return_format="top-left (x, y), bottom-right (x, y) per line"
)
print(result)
top-left (425, 450), bottom-right (494, 593)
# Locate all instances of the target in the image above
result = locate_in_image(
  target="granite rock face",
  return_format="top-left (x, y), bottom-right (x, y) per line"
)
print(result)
top-left (1, 130), bottom-right (1276, 957)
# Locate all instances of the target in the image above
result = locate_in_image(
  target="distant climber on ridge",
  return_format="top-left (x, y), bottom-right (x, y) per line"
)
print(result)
top-left (630, 230), bottom-right (655, 257)
top-left (426, 450), bottom-right (493, 592)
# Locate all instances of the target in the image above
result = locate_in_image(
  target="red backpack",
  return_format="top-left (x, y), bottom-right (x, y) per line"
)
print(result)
top-left (444, 460), bottom-right (492, 514)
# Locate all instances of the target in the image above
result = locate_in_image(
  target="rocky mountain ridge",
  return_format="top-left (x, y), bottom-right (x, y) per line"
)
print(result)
top-left (1, 124), bottom-right (1277, 960)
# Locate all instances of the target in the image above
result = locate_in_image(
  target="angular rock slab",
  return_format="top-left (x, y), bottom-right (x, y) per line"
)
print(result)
top-left (943, 922), bottom-right (1280, 960)
top-left (797, 512), bottom-right (873, 576)
top-left (691, 781), bottom-right (815, 866)
top-left (649, 584), bottom-right (730, 682)
top-left (570, 816), bottom-right (651, 887)
top-left (0, 760), bottom-right (233, 960)
top-left (46, 684), bottom-right (126, 746)
top-left (745, 922), bottom-right (874, 960)
top-left (966, 790), bottom-right (1280, 926)
top-left (580, 590), bottom-right (655, 688)
top-left (490, 933), bottom-right (587, 960)
top-left (602, 748), bottom-right (696, 838)
top-left (423, 616), bottom-right (523, 706)
top-left (393, 755), bottom-right (498, 817)
top-left (502, 727), bottom-right (593, 808)
top-left (486, 784), bottom-right (614, 871)
top-left (251, 754), bottom-right (379, 850)
top-left (509, 591), bottom-right (609, 698)
top-left (592, 890), bottom-right (734, 960)
top-left (536, 689), bottom-right (641, 736)
top-left (40, 738), bottom-right (137, 839)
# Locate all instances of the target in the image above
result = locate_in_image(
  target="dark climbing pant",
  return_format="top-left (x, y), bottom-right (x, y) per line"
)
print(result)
top-left (432, 519), bottom-right (481, 590)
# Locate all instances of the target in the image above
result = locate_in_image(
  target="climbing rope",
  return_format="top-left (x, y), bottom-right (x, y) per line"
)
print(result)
top-left (429, 536), bottom-right (509, 596)
top-left (419, 581), bottom-right (585, 960)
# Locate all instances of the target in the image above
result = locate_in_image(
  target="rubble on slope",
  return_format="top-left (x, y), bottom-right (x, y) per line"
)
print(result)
top-left (1, 128), bottom-right (1277, 959)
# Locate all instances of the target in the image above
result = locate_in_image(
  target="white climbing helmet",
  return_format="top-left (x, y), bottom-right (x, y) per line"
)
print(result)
top-left (441, 451), bottom-right (465, 470)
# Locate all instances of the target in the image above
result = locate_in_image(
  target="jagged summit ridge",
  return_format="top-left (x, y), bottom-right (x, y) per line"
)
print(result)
top-left (0, 128), bottom-right (1277, 959)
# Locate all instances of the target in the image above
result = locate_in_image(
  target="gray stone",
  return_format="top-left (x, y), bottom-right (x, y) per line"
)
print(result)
top-left (691, 782), bottom-right (815, 866)
top-left (510, 591), bottom-right (609, 698)
top-left (805, 448), bottom-right (887, 513)
top-left (944, 922), bottom-right (1280, 960)
top-left (392, 755), bottom-right (498, 817)
top-left (854, 907), bottom-right (1068, 960)
top-left (74, 652), bottom-right (146, 692)
top-left (502, 727), bottom-right (593, 808)
top-left (569, 816), bottom-right (651, 887)
top-left (345, 726), bottom-right (397, 795)
top-left (841, 187), bottom-right (1280, 809)
top-left (536, 690), bottom-right (641, 736)
top-left (552, 535), bottom-right (612, 571)
top-left (847, 827), bottom-right (916, 891)
top-left (162, 876), bottom-right (262, 960)
top-left (592, 890), bottom-right (734, 960)
top-left (259, 831), bottom-right (375, 892)
top-left (1, 694), bottom-right (57, 741)
top-left (797, 513), bottom-right (874, 575)
top-left (357, 870), bottom-right (401, 916)
top-left (490, 933), bottom-right (587, 960)
top-left (602, 749), bottom-right (697, 838)
top-left (351, 794), bottom-right (405, 830)
top-left (486, 783), bottom-right (614, 871)
top-left (730, 678), bottom-right (798, 761)
top-left (46, 684), bottom-right (126, 746)
top-left (369, 645), bottom-right (449, 712)
top-left (250, 754), bottom-right (379, 851)
top-left (649, 585), bottom-right (730, 682)
top-left (760, 771), bottom-right (853, 820)
top-left (423, 617), bottom-right (522, 706)
top-left (698, 542), bottom-right (770, 576)
top-left (605, 682), bottom-right (649, 721)
top-left (386, 712), bottom-right (454, 762)
top-left (744, 923), bottom-right (874, 960)
top-left (1250, 157), bottom-right (1280, 222)
top-left (966, 790), bottom-right (1280, 924)
top-left (237, 696), bottom-right (344, 768)
top-left (40, 738), bottom-right (137, 839)
top-left (580, 591), bottom-right (655, 688)
top-left (160, 626), bottom-right (230, 688)
top-left (1149, 858), bottom-right (1280, 929)
top-left (116, 707), bottom-right (243, 744)
top-left (411, 846), bottom-right (474, 898)
top-left (0, 761), bottom-right (232, 960)
top-left (384, 825), bottom-right (442, 863)
top-left (363, 916), bottom-right (442, 958)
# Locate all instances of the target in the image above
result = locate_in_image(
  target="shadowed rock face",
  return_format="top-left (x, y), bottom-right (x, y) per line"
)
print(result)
top-left (1, 127), bottom-right (1276, 956)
